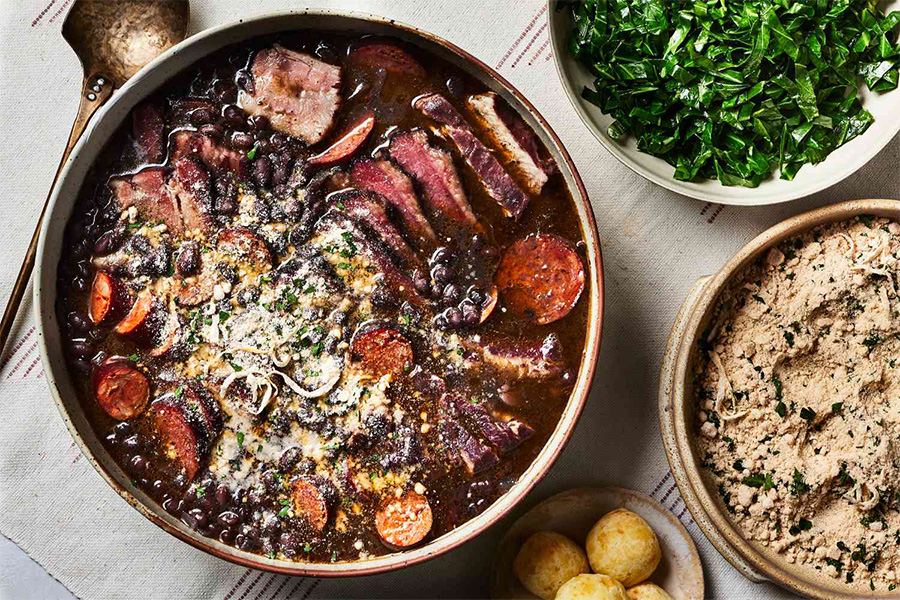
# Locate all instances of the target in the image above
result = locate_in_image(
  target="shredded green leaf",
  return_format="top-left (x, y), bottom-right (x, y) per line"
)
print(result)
top-left (566, 0), bottom-right (900, 187)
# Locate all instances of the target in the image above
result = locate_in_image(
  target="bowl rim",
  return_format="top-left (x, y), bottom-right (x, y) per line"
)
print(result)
top-left (33, 8), bottom-right (605, 577)
top-left (659, 198), bottom-right (900, 599)
top-left (546, 0), bottom-right (900, 206)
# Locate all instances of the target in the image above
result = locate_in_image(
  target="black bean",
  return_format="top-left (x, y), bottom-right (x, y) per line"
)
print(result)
top-left (217, 263), bottom-right (238, 284)
top-left (189, 108), bottom-right (214, 127)
top-left (268, 201), bottom-right (287, 223)
top-left (467, 286), bottom-right (485, 304)
top-left (315, 41), bottom-right (339, 62)
top-left (122, 435), bottom-right (142, 451)
top-left (222, 104), bottom-right (244, 127)
top-left (446, 75), bottom-right (466, 98)
top-left (431, 265), bottom-right (451, 284)
top-left (212, 79), bottom-right (236, 103)
top-left (255, 136), bottom-right (273, 154)
top-left (104, 433), bottom-right (117, 446)
top-left (151, 479), bottom-right (165, 494)
top-left (218, 510), bottom-right (240, 528)
top-left (248, 115), bottom-right (269, 131)
top-left (236, 285), bottom-right (260, 307)
top-left (282, 199), bottom-right (303, 222)
top-left (199, 123), bottom-right (223, 140)
top-left (270, 133), bottom-right (287, 150)
top-left (175, 241), bottom-right (201, 276)
top-left (69, 341), bottom-right (94, 359)
top-left (72, 358), bottom-right (92, 375)
top-left (114, 421), bottom-right (132, 437)
top-left (471, 234), bottom-right (486, 250)
top-left (181, 510), bottom-right (200, 530)
top-left (93, 231), bottom-right (117, 255)
top-left (128, 455), bottom-right (147, 473)
top-left (431, 246), bottom-right (456, 265)
top-left (484, 245), bottom-right (500, 259)
top-left (231, 131), bottom-right (254, 149)
top-left (67, 312), bottom-right (90, 333)
top-left (272, 160), bottom-right (291, 188)
top-left (371, 287), bottom-right (397, 310)
top-left (445, 307), bottom-right (463, 328)
top-left (262, 514), bottom-right (281, 536)
top-left (261, 470), bottom-right (280, 492)
top-left (253, 155), bottom-right (272, 188)
top-left (433, 314), bottom-right (449, 331)
top-left (460, 300), bottom-right (480, 327)
top-left (235, 69), bottom-right (255, 95)
top-left (278, 447), bottom-right (302, 472)
top-left (198, 495), bottom-right (216, 514)
top-left (279, 532), bottom-right (301, 557)
top-left (216, 484), bottom-right (232, 507)
top-left (442, 283), bottom-right (462, 304)
top-left (162, 496), bottom-right (180, 515)
top-left (219, 528), bottom-right (235, 543)
top-left (413, 271), bottom-right (430, 293)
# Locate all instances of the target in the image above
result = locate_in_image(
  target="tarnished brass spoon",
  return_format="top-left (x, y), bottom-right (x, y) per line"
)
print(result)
top-left (0, 0), bottom-right (189, 354)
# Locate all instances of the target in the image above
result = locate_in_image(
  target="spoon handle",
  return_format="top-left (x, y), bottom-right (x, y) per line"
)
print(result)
top-left (0, 73), bottom-right (113, 355)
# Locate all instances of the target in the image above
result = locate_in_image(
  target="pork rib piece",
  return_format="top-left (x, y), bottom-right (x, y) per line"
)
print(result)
top-left (350, 159), bottom-right (437, 251)
top-left (171, 130), bottom-right (247, 179)
top-left (415, 93), bottom-right (529, 219)
top-left (467, 92), bottom-right (555, 195)
top-left (330, 190), bottom-right (423, 270)
top-left (388, 129), bottom-right (480, 231)
top-left (238, 45), bottom-right (341, 145)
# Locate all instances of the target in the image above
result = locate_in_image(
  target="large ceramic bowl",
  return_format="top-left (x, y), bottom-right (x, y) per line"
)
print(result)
top-left (548, 1), bottom-right (900, 206)
top-left (659, 199), bottom-right (900, 598)
top-left (34, 10), bottom-right (604, 577)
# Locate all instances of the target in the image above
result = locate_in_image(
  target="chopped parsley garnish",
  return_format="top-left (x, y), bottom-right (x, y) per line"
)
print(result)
top-left (236, 431), bottom-right (244, 447)
top-left (788, 517), bottom-right (813, 536)
top-left (128, 354), bottom-right (139, 362)
top-left (246, 144), bottom-right (258, 160)
top-left (791, 468), bottom-right (809, 495)
top-left (799, 406), bottom-right (816, 423)
top-left (174, 385), bottom-right (184, 399)
top-left (832, 402), bottom-right (843, 414)
top-left (783, 330), bottom-right (795, 347)
top-left (775, 401), bottom-right (787, 418)
top-left (127, 221), bottom-right (143, 230)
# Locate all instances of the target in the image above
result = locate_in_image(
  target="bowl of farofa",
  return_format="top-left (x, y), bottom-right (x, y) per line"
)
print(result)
top-left (660, 199), bottom-right (900, 599)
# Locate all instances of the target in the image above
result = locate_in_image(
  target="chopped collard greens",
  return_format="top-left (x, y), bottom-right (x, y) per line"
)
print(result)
top-left (565, 0), bottom-right (900, 186)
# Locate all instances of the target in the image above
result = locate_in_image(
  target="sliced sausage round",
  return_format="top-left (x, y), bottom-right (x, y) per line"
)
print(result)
top-left (350, 324), bottom-right (413, 378)
top-left (175, 257), bottom-right (216, 307)
top-left (308, 114), bottom-right (375, 166)
top-left (375, 490), bottom-right (432, 549)
top-left (115, 289), bottom-right (164, 345)
top-left (494, 234), bottom-right (585, 325)
top-left (89, 272), bottom-right (132, 325)
top-left (92, 357), bottom-right (150, 420)
top-left (150, 394), bottom-right (206, 480)
top-left (149, 314), bottom-right (180, 358)
top-left (181, 381), bottom-right (223, 441)
top-left (292, 477), bottom-right (328, 531)
top-left (217, 227), bottom-right (272, 271)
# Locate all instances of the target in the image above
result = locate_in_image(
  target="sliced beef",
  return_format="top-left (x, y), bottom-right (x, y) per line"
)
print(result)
top-left (238, 45), bottom-right (341, 145)
top-left (315, 209), bottom-right (426, 307)
top-left (169, 158), bottom-right (215, 235)
top-left (467, 92), bottom-right (555, 194)
top-left (388, 129), bottom-right (480, 231)
top-left (350, 159), bottom-right (437, 250)
top-left (171, 130), bottom-right (247, 178)
top-left (480, 333), bottom-right (565, 380)
top-left (330, 190), bottom-right (421, 269)
top-left (438, 394), bottom-right (498, 474)
top-left (495, 234), bottom-right (585, 325)
top-left (132, 102), bottom-right (165, 164)
top-left (449, 394), bottom-right (533, 455)
top-left (109, 169), bottom-right (183, 236)
top-left (415, 93), bottom-right (529, 219)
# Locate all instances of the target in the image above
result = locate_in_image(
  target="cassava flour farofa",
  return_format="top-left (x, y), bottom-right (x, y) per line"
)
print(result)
top-left (695, 215), bottom-right (900, 591)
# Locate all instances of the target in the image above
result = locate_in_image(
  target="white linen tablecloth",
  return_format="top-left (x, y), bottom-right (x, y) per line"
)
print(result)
top-left (2, 1), bottom-right (899, 598)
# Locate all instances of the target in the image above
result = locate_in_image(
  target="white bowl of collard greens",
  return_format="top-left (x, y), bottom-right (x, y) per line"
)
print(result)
top-left (548, 0), bottom-right (900, 205)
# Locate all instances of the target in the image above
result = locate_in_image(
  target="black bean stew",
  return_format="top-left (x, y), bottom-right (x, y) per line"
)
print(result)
top-left (56, 32), bottom-right (589, 563)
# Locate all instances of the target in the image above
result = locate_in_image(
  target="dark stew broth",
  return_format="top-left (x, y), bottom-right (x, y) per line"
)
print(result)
top-left (57, 31), bottom-right (589, 562)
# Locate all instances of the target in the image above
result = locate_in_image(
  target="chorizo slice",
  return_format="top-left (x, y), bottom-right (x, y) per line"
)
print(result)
top-left (350, 323), bottom-right (413, 379)
top-left (114, 289), bottom-right (165, 345)
top-left (92, 357), bottom-right (150, 421)
top-left (348, 42), bottom-right (425, 77)
top-left (181, 381), bottom-right (223, 441)
top-left (308, 113), bottom-right (375, 166)
top-left (150, 394), bottom-right (206, 480)
top-left (375, 490), bottom-right (432, 549)
top-left (89, 272), bottom-right (132, 325)
top-left (494, 234), bottom-right (585, 325)
top-left (291, 477), bottom-right (328, 531)
top-left (149, 313), bottom-right (181, 358)
top-left (217, 227), bottom-right (272, 271)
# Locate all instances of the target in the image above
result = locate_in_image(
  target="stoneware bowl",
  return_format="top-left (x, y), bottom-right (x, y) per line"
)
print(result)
top-left (490, 487), bottom-right (704, 599)
top-left (547, 1), bottom-right (900, 206)
top-left (659, 199), bottom-right (900, 598)
top-left (34, 9), bottom-right (604, 577)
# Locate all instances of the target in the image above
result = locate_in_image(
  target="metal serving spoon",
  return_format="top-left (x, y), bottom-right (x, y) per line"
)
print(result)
top-left (0, 0), bottom-right (189, 354)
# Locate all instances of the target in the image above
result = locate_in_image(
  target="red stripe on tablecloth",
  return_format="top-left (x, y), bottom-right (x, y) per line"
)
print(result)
top-left (224, 569), bottom-right (253, 600)
top-left (1, 327), bottom-right (35, 369)
top-left (699, 202), bottom-right (712, 216)
top-left (496, 5), bottom-right (547, 69)
top-left (659, 482), bottom-right (678, 504)
top-left (5, 341), bottom-right (38, 379)
top-left (252, 573), bottom-right (281, 600)
top-left (707, 205), bottom-right (726, 224)
top-left (237, 571), bottom-right (267, 600)
top-left (48, 0), bottom-right (74, 23)
top-left (37, 369), bottom-right (45, 379)
top-left (510, 23), bottom-right (547, 69)
top-left (31, 0), bottom-right (56, 26)
top-left (281, 578), bottom-right (307, 599)
top-left (650, 472), bottom-right (672, 497)
top-left (265, 575), bottom-right (293, 600)
top-left (545, 51), bottom-right (554, 62)
top-left (528, 38), bottom-right (551, 65)
top-left (22, 356), bottom-right (41, 379)
top-left (299, 580), bottom-right (320, 599)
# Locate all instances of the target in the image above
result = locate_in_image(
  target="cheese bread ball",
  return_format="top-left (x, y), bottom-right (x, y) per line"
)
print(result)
top-left (513, 531), bottom-right (590, 599)
top-left (586, 509), bottom-right (661, 587)
top-left (556, 574), bottom-right (628, 600)
top-left (626, 583), bottom-right (673, 600)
